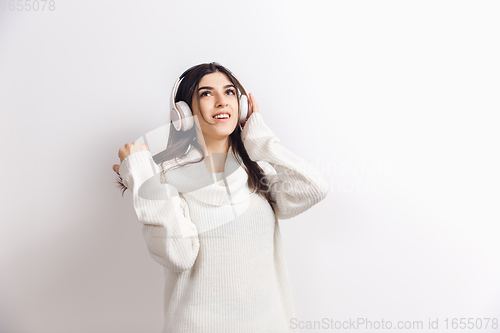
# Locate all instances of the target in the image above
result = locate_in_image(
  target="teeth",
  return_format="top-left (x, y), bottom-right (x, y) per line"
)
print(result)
top-left (214, 114), bottom-right (229, 119)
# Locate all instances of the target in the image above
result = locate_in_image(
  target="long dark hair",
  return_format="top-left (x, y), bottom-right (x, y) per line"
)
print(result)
top-left (116, 62), bottom-right (276, 211)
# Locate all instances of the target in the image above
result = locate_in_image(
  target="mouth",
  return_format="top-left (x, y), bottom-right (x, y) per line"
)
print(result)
top-left (212, 112), bottom-right (231, 123)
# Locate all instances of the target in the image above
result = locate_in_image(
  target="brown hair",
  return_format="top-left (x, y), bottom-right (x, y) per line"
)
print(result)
top-left (116, 62), bottom-right (276, 211)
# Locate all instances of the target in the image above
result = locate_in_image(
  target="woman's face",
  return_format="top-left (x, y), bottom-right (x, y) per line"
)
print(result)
top-left (191, 72), bottom-right (239, 141)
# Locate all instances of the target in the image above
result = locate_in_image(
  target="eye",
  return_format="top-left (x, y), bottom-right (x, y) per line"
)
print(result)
top-left (200, 89), bottom-right (236, 97)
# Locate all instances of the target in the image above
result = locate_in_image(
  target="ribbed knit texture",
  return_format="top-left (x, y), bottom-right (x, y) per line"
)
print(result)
top-left (119, 112), bottom-right (329, 332)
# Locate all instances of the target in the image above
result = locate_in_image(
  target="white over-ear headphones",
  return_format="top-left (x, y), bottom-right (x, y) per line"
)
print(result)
top-left (169, 65), bottom-right (250, 132)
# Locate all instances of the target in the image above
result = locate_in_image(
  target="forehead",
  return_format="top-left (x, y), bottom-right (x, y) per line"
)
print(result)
top-left (198, 72), bottom-right (232, 86)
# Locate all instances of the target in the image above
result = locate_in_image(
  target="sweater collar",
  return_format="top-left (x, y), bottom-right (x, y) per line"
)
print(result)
top-left (160, 146), bottom-right (255, 206)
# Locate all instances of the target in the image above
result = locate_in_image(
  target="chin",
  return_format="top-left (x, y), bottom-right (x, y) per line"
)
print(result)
top-left (217, 129), bottom-right (235, 138)
top-left (206, 126), bottom-right (233, 139)
top-left (219, 122), bottom-right (238, 134)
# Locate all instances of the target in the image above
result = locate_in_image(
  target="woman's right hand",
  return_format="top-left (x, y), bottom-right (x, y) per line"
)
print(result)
top-left (112, 142), bottom-right (149, 174)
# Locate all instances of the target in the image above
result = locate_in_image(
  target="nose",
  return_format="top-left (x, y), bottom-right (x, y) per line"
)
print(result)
top-left (215, 92), bottom-right (229, 107)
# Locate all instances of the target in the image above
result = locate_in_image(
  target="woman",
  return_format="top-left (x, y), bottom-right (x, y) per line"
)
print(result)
top-left (112, 62), bottom-right (328, 332)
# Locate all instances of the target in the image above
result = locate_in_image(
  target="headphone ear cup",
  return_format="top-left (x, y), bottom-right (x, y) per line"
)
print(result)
top-left (175, 101), bottom-right (194, 131)
top-left (239, 94), bottom-right (249, 124)
top-left (170, 106), bottom-right (182, 131)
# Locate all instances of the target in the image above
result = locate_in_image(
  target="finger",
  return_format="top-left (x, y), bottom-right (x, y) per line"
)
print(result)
top-left (113, 164), bottom-right (120, 173)
top-left (249, 93), bottom-right (259, 113)
top-left (118, 148), bottom-right (126, 162)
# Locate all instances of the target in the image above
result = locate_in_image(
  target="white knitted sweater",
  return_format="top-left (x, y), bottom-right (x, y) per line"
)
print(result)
top-left (119, 112), bottom-right (329, 332)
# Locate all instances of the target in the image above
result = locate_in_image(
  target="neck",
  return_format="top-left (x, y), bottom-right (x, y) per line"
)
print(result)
top-left (196, 135), bottom-right (230, 173)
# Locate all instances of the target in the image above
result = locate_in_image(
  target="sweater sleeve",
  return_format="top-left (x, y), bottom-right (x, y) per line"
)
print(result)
top-left (118, 150), bottom-right (200, 272)
top-left (241, 112), bottom-right (329, 220)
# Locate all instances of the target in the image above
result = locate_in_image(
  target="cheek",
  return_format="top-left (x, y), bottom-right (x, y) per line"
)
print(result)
top-left (196, 101), bottom-right (210, 117)
top-left (232, 100), bottom-right (239, 113)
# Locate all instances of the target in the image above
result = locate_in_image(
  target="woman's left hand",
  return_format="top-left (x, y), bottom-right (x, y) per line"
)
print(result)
top-left (242, 93), bottom-right (259, 129)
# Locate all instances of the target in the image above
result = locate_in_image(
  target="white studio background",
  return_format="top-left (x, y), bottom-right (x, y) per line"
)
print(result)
top-left (1, 0), bottom-right (499, 332)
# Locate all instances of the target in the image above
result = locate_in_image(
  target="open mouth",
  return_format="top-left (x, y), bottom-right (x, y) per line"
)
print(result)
top-left (213, 113), bottom-right (230, 119)
top-left (213, 113), bottom-right (231, 122)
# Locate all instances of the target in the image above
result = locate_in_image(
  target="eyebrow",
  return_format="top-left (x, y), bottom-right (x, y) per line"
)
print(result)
top-left (197, 84), bottom-right (235, 92)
